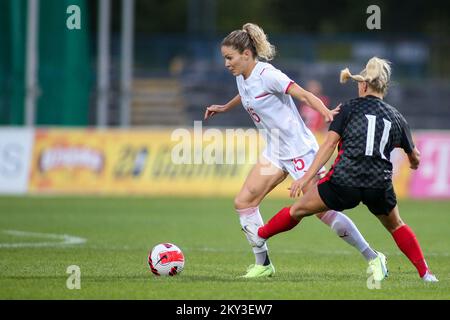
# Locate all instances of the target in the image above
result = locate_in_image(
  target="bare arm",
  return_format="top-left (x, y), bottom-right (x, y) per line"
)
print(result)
top-left (399, 115), bottom-right (419, 170)
top-left (286, 83), bottom-right (339, 122)
top-left (407, 147), bottom-right (420, 170)
top-left (289, 131), bottom-right (341, 198)
top-left (204, 94), bottom-right (241, 120)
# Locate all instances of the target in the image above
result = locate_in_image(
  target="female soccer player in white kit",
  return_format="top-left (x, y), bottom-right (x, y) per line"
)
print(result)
top-left (204, 23), bottom-right (385, 278)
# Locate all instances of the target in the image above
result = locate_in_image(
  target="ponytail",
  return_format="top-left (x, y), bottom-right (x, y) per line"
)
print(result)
top-left (222, 23), bottom-right (276, 61)
top-left (340, 57), bottom-right (391, 95)
top-left (242, 23), bottom-right (276, 61)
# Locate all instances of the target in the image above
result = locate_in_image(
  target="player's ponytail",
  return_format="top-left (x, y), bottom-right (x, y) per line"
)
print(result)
top-left (222, 23), bottom-right (276, 61)
top-left (242, 23), bottom-right (276, 61)
top-left (340, 57), bottom-right (391, 95)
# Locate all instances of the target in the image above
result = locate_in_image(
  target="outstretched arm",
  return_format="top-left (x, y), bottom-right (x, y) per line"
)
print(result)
top-left (204, 94), bottom-right (241, 120)
top-left (289, 131), bottom-right (341, 198)
top-left (286, 83), bottom-right (340, 122)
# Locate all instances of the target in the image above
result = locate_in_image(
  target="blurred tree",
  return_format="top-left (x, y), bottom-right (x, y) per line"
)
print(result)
top-left (216, 0), bottom-right (279, 33)
top-left (89, 0), bottom-right (188, 34)
top-left (271, 0), bottom-right (450, 35)
top-left (87, 0), bottom-right (450, 36)
top-left (84, 0), bottom-right (450, 77)
top-left (133, 0), bottom-right (188, 33)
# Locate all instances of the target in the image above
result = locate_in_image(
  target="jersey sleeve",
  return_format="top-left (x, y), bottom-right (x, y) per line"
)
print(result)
top-left (329, 103), bottom-right (351, 136)
top-left (261, 69), bottom-right (294, 94)
top-left (399, 114), bottom-right (415, 153)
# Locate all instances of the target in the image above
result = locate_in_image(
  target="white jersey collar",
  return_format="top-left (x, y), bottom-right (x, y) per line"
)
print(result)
top-left (243, 61), bottom-right (265, 81)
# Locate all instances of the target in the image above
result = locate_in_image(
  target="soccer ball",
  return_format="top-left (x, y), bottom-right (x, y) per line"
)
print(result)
top-left (148, 243), bottom-right (185, 276)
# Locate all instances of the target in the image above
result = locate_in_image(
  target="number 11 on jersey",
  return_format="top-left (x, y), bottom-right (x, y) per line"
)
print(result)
top-left (365, 115), bottom-right (392, 159)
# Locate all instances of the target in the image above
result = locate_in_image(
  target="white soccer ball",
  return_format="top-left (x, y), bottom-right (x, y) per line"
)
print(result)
top-left (148, 243), bottom-right (185, 276)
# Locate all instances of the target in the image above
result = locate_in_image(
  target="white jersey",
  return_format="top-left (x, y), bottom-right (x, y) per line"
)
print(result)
top-left (236, 61), bottom-right (319, 160)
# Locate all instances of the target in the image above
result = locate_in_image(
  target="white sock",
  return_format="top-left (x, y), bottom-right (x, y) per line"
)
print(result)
top-left (320, 210), bottom-right (377, 261)
top-left (236, 206), bottom-right (269, 265)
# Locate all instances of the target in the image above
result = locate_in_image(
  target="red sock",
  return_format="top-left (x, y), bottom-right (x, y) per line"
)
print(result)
top-left (392, 225), bottom-right (429, 277)
top-left (258, 207), bottom-right (299, 239)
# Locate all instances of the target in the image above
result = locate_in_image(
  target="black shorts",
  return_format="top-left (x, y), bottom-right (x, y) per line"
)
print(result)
top-left (317, 180), bottom-right (397, 216)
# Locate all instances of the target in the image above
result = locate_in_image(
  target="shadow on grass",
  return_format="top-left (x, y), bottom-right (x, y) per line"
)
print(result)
top-left (0, 269), bottom-right (387, 284)
top-left (164, 271), bottom-right (363, 283)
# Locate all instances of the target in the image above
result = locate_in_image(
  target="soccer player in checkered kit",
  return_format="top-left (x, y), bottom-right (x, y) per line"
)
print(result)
top-left (204, 23), bottom-right (384, 278)
top-left (251, 57), bottom-right (438, 282)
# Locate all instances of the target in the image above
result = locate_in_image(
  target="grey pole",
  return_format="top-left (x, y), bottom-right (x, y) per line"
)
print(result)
top-left (120, 0), bottom-right (135, 127)
top-left (97, 0), bottom-right (111, 127)
top-left (25, 0), bottom-right (39, 127)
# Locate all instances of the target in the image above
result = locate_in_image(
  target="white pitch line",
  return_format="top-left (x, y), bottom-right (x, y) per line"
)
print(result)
top-left (0, 230), bottom-right (86, 248)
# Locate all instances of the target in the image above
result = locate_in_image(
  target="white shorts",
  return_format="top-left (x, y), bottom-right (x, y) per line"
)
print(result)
top-left (262, 149), bottom-right (326, 180)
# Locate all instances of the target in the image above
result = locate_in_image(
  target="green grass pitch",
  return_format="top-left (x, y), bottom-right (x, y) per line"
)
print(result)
top-left (0, 196), bottom-right (449, 299)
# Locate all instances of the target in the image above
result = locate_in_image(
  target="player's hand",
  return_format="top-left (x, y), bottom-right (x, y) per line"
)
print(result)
top-left (408, 147), bottom-right (421, 170)
top-left (324, 103), bottom-right (341, 123)
top-left (204, 105), bottom-right (226, 120)
top-left (288, 178), bottom-right (307, 198)
top-left (410, 162), bottom-right (419, 170)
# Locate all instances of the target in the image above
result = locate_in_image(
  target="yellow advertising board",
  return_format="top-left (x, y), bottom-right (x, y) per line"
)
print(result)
top-left (29, 128), bottom-right (259, 196)
top-left (29, 128), bottom-right (411, 198)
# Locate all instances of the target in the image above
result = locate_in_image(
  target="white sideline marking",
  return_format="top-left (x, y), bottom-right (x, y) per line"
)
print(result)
top-left (0, 230), bottom-right (86, 248)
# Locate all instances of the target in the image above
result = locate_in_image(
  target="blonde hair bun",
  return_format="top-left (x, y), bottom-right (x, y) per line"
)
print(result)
top-left (340, 57), bottom-right (391, 95)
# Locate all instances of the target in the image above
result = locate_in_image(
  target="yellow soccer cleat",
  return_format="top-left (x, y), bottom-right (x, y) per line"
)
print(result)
top-left (241, 263), bottom-right (275, 278)
top-left (368, 251), bottom-right (389, 282)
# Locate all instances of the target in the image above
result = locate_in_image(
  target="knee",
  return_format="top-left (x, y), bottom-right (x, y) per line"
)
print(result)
top-left (234, 196), bottom-right (246, 210)
top-left (234, 187), bottom-right (260, 210)
top-left (234, 195), bottom-right (258, 210)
